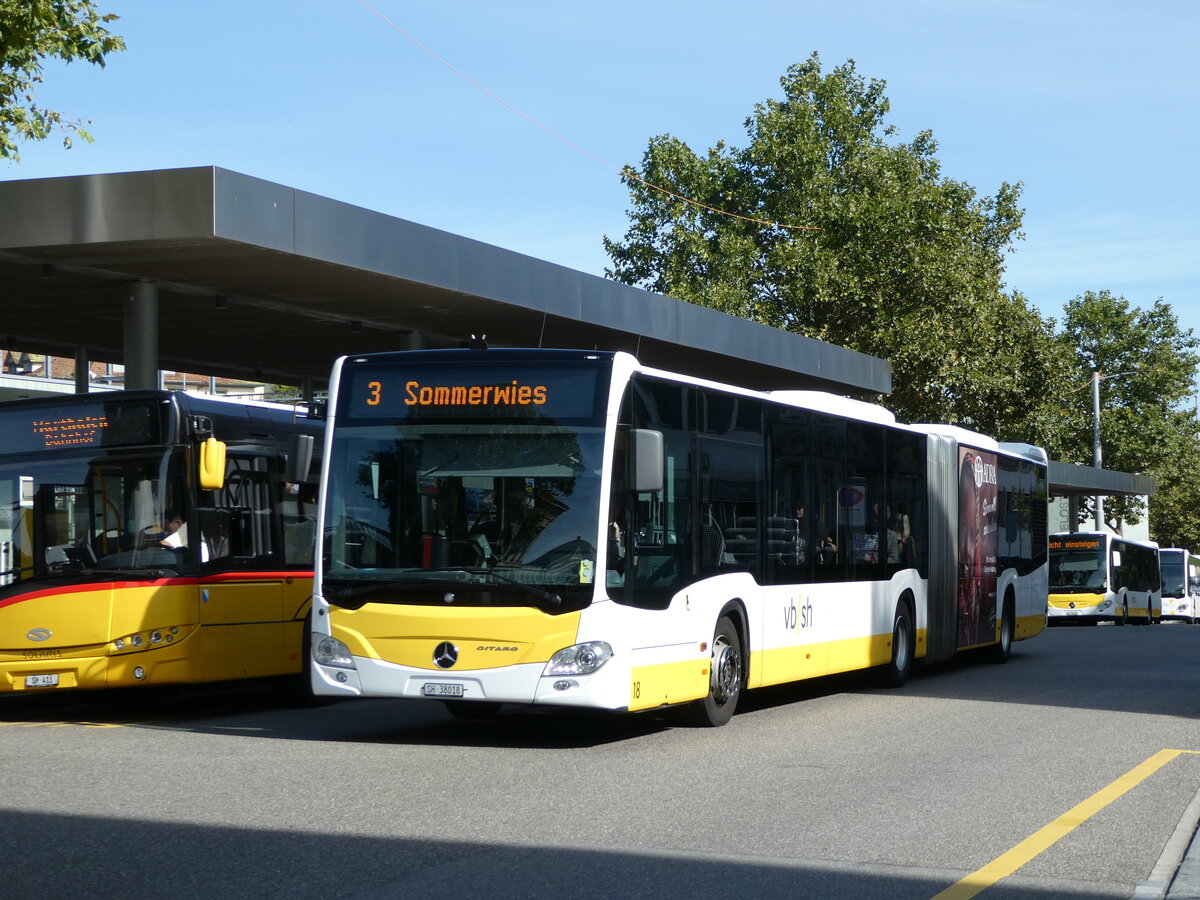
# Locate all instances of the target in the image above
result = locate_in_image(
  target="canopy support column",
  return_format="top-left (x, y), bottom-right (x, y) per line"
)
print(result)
top-left (124, 281), bottom-right (159, 390)
top-left (74, 346), bottom-right (89, 394)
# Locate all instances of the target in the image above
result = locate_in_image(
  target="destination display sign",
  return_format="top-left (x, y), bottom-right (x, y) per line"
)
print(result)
top-left (1049, 537), bottom-right (1103, 551)
top-left (341, 362), bottom-right (604, 423)
top-left (0, 400), bottom-right (162, 455)
top-left (33, 414), bottom-right (110, 448)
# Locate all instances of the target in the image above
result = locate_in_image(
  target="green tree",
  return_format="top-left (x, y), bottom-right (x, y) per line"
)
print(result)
top-left (605, 53), bottom-right (1059, 436)
top-left (1144, 418), bottom-right (1200, 550)
top-left (0, 0), bottom-right (124, 160)
top-left (1051, 290), bottom-right (1200, 537)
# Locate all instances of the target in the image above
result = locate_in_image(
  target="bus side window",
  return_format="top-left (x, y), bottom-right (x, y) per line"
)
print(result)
top-left (281, 480), bottom-right (318, 566)
top-left (198, 454), bottom-right (276, 566)
top-left (199, 509), bottom-right (231, 562)
top-left (886, 429), bottom-right (926, 574)
top-left (846, 422), bottom-right (884, 582)
top-left (614, 377), bottom-right (694, 610)
top-left (812, 415), bottom-right (846, 581)
top-left (767, 409), bottom-right (812, 586)
top-left (699, 437), bottom-right (763, 577)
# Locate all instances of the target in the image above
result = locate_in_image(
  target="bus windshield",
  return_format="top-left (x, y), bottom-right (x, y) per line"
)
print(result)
top-left (323, 422), bottom-right (605, 609)
top-left (0, 446), bottom-right (193, 586)
top-left (1049, 547), bottom-right (1107, 593)
top-left (1160, 554), bottom-right (1186, 598)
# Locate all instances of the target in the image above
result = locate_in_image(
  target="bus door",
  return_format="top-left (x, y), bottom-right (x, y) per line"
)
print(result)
top-left (195, 453), bottom-right (289, 680)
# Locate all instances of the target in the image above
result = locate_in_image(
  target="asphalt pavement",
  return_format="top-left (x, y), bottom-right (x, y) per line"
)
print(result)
top-left (1142, 771), bottom-right (1200, 899)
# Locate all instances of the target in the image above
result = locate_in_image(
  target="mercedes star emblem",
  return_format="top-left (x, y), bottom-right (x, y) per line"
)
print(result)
top-left (433, 641), bottom-right (458, 669)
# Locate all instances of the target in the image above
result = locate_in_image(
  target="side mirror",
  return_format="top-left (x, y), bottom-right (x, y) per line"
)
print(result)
top-left (198, 438), bottom-right (227, 491)
top-left (629, 429), bottom-right (664, 494)
top-left (287, 434), bottom-right (315, 484)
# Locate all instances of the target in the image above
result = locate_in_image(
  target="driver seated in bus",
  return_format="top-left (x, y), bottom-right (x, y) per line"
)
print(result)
top-left (151, 508), bottom-right (187, 549)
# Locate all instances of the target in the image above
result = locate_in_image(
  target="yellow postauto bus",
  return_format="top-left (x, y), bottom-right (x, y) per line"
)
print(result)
top-left (310, 348), bottom-right (1049, 726)
top-left (0, 390), bottom-right (321, 693)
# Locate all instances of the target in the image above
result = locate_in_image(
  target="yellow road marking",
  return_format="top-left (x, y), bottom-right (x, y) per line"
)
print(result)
top-left (2, 720), bottom-right (131, 728)
top-left (932, 749), bottom-right (1200, 900)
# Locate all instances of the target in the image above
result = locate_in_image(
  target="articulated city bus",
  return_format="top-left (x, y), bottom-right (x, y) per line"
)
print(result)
top-left (1048, 532), bottom-right (1161, 625)
top-left (0, 391), bottom-right (321, 693)
top-left (1158, 547), bottom-right (1198, 624)
top-left (311, 349), bottom-right (1048, 725)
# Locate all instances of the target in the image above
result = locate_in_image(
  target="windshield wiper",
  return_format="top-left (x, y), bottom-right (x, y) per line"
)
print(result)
top-left (462, 568), bottom-right (562, 605)
top-left (326, 570), bottom-right (562, 606)
top-left (325, 576), bottom-right (450, 601)
top-left (83, 567), bottom-right (177, 579)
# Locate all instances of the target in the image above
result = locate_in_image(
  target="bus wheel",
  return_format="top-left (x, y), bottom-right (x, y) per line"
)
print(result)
top-left (684, 616), bottom-right (742, 727)
top-left (1113, 602), bottom-right (1127, 626)
top-left (879, 600), bottom-right (914, 688)
top-left (443, 700), bottom-right (502, 720)
top-left (989, 598), bottom-right (1014, 664)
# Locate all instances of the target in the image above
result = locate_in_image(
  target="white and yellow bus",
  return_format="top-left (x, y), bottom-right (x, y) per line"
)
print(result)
top-left (0, 390), bottom-right (321, 693)
top-left (1157, 547), bottom-right (1197, 624)
top-left (311, 349), bottom-right (1048, 725)
top-left (1048, 532), bottom-right (1161, 625)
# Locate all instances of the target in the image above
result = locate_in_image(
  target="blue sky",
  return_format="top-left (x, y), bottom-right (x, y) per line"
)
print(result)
top-left (7, 0), bottom-right (1199, 348)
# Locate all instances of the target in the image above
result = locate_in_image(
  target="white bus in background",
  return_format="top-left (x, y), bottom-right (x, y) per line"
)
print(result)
top-left (1158, 548), bottom-right (1198, 623)
top-left (1048, 532), bottom-right (1161, 625)
top-left (310, 348), bottom-right (1049, 726)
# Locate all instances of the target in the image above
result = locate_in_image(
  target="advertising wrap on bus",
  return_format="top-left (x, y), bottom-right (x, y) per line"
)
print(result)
top-left (958, 447), bottom-right (998, 649)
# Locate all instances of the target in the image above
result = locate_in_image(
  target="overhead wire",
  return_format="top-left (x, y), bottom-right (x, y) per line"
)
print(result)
top-left (355, 0), bottom-right (818, 232)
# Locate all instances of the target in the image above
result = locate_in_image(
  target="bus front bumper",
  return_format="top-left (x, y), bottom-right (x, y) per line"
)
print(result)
top-left (312, 653), bottom-right (630, 711)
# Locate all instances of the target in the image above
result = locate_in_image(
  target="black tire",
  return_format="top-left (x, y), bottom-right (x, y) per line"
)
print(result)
top-left (879, 600), bottom-right (914, 687)
top-left (443, 700), bottom-right (503, 720)
top-left (683, 615), bottom-right (743, 727)
top-left (1132, 596), bottom-right (1150, 625)
top-left (989, 597), bottom-right (1014, 664)
top-left (1113, 599), bottom-right (1127, 626)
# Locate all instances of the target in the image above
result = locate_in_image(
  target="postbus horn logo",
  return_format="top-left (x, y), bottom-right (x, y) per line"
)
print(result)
top-left (26, 627), bottom-right (52, 642)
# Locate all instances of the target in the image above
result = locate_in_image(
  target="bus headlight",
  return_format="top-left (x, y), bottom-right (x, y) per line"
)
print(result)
top-left (313, 634), bottom-right (355, 668)
top-left (546, 641), bottom-right (613, 676)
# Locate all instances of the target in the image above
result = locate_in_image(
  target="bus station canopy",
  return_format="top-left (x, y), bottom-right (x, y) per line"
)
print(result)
top-left (0, 166), bottom-right (1151, 500)
top-left (0, 166), bottom-right (888, 396)
top-left (1048, 461), bottom-right (1155, 499)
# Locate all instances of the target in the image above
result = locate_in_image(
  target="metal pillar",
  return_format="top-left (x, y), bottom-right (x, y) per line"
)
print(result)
top-left (74, 347), bottom-right (89, 394)
top-left (1092, 370), bottom-right (1103, 531)
top-left (124, 281), bottom-right (159, 390)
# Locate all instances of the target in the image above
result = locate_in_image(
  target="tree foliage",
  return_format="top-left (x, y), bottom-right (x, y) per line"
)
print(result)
top-left (1049, 290), bottom-right (1200, 535)
top-left (605, 53), bottom-right (1059, 437)
top-left (1143, 416), bottom-right (1200, 550)
top-left (605, 54), bottom-right (1200, 547)
top-left (0, 0), bottom-right (124, 160)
